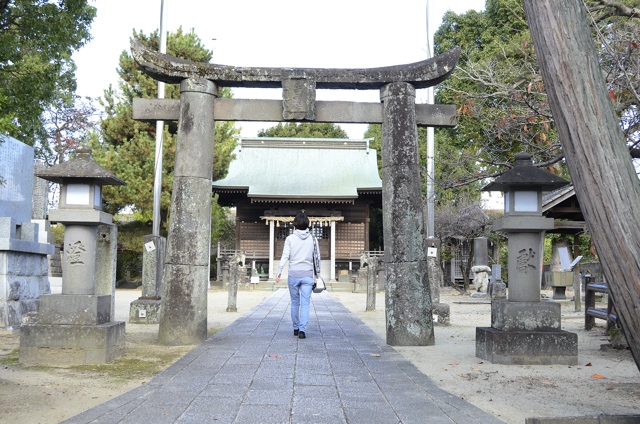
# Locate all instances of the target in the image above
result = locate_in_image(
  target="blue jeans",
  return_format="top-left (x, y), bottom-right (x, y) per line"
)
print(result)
top-left (288, 276), bottom-right (314, 332)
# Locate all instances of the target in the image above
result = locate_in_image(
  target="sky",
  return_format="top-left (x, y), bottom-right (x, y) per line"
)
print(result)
top-left (73, 0), bottom-right (486, 139)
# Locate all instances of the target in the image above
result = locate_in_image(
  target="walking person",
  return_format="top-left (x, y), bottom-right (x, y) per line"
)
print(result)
top-left (276, 213), bottom-right (321, 339)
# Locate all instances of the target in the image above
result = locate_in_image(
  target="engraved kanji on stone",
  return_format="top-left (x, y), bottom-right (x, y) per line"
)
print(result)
top-left (516, 248), bottom-right (536, 274)
top-left (66, 241), bottom-right (87, 266)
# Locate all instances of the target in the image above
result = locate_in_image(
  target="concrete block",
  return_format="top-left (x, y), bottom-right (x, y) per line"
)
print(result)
top-left (492, 299), bottom-right (562, 331)
top-left (18, 222), bottom-right (37, 242)
top-left (0, 217), bottom-right (16, 240)
top-left (129, 298), bottom-right (161, 324)
top-left (38, 294), bottom-right (111, 325)
top-left (19, 321), bottom-right (125, 365)
top-left (476, 326), bottom-right (578, 365)
top-left (48, 209), bottom-right (113, 225)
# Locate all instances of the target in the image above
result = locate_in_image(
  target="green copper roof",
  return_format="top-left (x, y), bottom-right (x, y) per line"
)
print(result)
top-left (212, 137), bottom-right (382, 202)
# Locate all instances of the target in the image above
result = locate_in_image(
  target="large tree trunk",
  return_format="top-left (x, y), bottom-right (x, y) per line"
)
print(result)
top-left (523, 0), bottom-right (640, 371)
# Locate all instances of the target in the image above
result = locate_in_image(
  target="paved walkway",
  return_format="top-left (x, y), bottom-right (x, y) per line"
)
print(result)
top-left (63, 290), bottom-right (504, 424)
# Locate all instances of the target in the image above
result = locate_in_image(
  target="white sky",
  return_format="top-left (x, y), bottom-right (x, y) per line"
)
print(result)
top-left (73, 0), bottom-right (485, 139)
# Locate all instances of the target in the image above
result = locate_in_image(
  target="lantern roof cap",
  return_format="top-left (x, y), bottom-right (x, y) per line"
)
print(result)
top-left (483, 152), bottom-right (569, 192)
top-left (36, 148), bottom-right (125, 186)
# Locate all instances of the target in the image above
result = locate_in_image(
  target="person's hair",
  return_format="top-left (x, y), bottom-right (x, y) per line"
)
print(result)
top-left (292, 213), bottom-right (310, 230)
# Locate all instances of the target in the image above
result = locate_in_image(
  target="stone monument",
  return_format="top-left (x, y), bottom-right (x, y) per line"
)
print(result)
top-left (0, 135), bottom-right (54, 329)
top-left (129, 234), bottom-right (166, 324)
top-left (476, 153), bottom-right (578, 365)
top-left (20, 148), bottom-right (126, 365)
top-left (471, 237), bottom-right (491, 297)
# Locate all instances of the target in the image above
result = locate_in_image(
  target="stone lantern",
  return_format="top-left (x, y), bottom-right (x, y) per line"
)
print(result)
top-left (20, 148), bottom-right (127, 365)
top-left (476, 152), bottom-right (578, 365)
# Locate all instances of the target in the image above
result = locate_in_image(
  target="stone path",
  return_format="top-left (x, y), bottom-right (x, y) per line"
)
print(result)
top-left (62, 290), bottom-right (504, 424)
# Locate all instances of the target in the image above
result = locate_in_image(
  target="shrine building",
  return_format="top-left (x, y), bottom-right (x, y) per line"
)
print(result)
top-left (211, 137), bottom-right (382, 282)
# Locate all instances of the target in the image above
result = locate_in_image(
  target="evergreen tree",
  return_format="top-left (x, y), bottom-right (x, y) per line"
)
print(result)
top-left (0, 0), bottom-right (96, 143)
top-left (257, 122), bottom-right (347, 138)
top-left (89, 27), bottom-right (239, 233)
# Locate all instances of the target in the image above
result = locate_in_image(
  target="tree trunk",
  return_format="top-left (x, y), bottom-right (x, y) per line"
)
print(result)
top-left (523, 0), bottom-right (640, 371)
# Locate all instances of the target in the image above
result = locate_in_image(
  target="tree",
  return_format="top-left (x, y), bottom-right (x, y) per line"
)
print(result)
top-left (364, 124), bottom-right (482, 206)
top-left (434, 0), bottom-right (640, 191)
top-left (89, 28), bottom-right (239, 231)
top-left (0, 0), bottom-right (96, 143)
top-left (36, 94), bottom-right (97, 166)
top-left (434, 198), bottom-right (493, 293)
top-left (523, 0), bottom-right (640, 371)
top-left (257, 122), bottom-right (347, 138)
top-left (434, 0), bottom-right (567, 190)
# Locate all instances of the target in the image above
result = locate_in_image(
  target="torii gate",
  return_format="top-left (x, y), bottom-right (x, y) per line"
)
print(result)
top-left (131, 39), bottom-right (460, 346)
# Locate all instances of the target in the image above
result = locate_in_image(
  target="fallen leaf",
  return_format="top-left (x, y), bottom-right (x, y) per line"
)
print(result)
top-left (591, 374), bottom-right (606, 379)
top-left (585, 362), bottom-right (592, 366)
top-left (607, 386), bottom-right (615, 390)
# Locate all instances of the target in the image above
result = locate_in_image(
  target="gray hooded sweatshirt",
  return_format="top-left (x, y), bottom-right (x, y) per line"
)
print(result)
top-left (278, 229), bottom-right (321, 278)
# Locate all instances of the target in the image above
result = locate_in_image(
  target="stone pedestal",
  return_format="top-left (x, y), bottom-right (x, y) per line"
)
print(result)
top-left (476, 327), bottom-right (578, 365)
top-left (0, 218), bottom-right (53, 329)
top-left (20, 294), bottom-right (125, 365)
top-left (476, 192), bottom-right (577, 365)
top-left (476, 293), bottom-right (578, 365)
top-left (0, 137), bottom-right (54, 330)
top-left (130, 234), bottom-right (165, 324)
top-left (19, 222), bottom-right (125, 365)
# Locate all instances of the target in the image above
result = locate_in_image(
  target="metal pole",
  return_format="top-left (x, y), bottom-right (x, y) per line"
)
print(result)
top-left (152, 0), bottom-right (168, 236)
top-left (425, 0), bottom-right (435, 238)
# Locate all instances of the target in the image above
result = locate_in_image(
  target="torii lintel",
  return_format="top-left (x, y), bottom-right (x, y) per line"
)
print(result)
top-left (131, 39), bottom-right (461, 90)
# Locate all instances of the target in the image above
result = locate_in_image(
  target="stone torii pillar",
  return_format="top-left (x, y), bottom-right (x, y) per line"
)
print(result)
top-left (131, 39), bottom-right (460, 346)
top-left (381, 82), bottom-right (433, 346)
top-left (158, 79), bottom-right (217, 345)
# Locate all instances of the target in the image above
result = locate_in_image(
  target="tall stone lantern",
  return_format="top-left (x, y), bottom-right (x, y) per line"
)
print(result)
top-left (20, 148), bottom-right (127, 365)
top-left (476, 152), bottom-right (578, 365)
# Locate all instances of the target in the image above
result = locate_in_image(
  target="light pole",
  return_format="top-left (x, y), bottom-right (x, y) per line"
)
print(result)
top-left (425, 0), bottom-right (435, 238)
top-left (152, 0), bottom-right (168, 236)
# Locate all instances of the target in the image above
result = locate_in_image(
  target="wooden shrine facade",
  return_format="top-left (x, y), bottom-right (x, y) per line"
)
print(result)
top-left (212, 137), bottom-right (382, 281)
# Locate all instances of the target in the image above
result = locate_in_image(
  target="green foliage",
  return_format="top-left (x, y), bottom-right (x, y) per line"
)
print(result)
top-left (434, 0), bottom-right (564, 188)
top-left (112, 220), bottom-right (150, 281)
top-left (50, 224), bottom-right (65, 245)
top-left (211, 194), bottom-right (235, 247)
top-left (363, 124), bottom-right (481, 207)
top-left (90, 28), bottom-right (239, 230)
top-left (0, 0), bottom-right (96, 143)
top-left (257, 122), bottom-right (348, 138)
